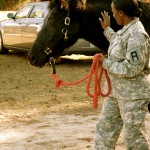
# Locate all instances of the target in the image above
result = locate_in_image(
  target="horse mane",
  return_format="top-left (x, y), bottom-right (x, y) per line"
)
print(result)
top-left (138, 0), bottom-right (150, 17)
top-left (138, 1), bottom-right (150, 34)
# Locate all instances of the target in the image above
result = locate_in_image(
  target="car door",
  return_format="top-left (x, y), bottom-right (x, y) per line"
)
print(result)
top-left (2, 5), bottom-right (33, 48)
top-left (22, 4), bottom-right (48, 49)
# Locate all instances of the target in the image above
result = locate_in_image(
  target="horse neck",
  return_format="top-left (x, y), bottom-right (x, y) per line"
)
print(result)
top-left (74, 1), bottom-right (113, 51)
top-left (71, 0), bottom-right (149, 52)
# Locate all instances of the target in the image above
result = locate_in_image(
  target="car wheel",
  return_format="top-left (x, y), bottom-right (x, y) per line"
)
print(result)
top-left (0, 33), bottom-right (9, 54)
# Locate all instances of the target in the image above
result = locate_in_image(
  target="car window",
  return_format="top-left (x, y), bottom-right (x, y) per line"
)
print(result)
top-left (29, 6), bottom-right (44, 18)
top-left (15, 5), bottom-right (33, 19)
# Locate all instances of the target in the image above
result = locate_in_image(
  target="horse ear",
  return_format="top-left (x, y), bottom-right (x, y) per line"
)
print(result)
top-left (60, 0), bottom-right (69, 9)
top-left (49, 0), bottom-right (56, 9)
top-left (54, 0), bottom-right (60, 5)
top-left (53, 0), bottom-right (69, 10)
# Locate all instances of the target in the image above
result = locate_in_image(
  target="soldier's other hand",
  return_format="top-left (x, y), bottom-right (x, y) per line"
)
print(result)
top-left (99, 53), bottom-right (105, 63)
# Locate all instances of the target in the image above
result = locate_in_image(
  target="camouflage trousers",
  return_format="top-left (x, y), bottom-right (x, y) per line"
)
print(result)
top-left (94, 97), bottom-right (150, 150)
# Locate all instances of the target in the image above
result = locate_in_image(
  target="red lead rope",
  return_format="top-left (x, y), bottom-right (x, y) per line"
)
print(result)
top-left (51, 53), bottom-right (111, 109)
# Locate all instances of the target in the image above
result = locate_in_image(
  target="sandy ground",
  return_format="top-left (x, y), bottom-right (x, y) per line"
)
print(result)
top-left (0, 51), bottom-right (150, 150)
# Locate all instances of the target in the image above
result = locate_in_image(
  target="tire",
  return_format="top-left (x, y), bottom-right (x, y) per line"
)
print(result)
top-left (0, 33), bottom-right (9, 54)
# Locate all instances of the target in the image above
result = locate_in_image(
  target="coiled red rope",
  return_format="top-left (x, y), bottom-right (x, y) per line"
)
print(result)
top-left (51, 53), bottom-right (111, 108)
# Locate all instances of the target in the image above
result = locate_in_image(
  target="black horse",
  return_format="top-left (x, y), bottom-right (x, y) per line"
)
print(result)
top-left (28, 0), bottom-right (150, 67)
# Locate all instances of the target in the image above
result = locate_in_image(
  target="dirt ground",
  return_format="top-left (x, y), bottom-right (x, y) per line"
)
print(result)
top-left (0, 51), bottom-right (150, 150)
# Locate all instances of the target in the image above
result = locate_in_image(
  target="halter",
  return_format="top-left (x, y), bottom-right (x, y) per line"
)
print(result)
top-left (61, 2), bottom-right (71, 42)
top-left (44, 2), bottom-right (71, 57)
top-left (48, 11), bottom-right (71, 73)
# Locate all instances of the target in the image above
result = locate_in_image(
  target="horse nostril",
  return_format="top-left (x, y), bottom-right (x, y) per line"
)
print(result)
top-left (28, 55), bottom-right (37, 65)
top-left (31, 55), bottom-right (36, 61)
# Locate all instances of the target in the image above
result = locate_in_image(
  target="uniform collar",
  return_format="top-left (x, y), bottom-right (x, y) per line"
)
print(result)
top-left (119, 18), bottom-right (139, 35)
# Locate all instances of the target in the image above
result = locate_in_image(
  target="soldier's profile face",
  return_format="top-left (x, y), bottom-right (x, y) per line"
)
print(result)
top-left (111, 2), bottom-right (124, 25)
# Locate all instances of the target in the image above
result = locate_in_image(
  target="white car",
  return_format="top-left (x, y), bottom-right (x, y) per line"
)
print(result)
top-left (0, 1), bottom-right (100, 55)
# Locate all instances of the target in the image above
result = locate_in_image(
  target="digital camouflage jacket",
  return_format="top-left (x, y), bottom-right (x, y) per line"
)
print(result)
top-left (103, 18), bottom-right (150, 100)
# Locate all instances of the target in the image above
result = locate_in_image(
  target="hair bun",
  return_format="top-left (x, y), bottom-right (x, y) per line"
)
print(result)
top-left (134, 8), bottom-right (143, 17)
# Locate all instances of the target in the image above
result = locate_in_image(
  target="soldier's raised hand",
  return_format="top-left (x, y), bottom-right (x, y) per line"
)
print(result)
top-left (99, 11), bottom-right (110, 30)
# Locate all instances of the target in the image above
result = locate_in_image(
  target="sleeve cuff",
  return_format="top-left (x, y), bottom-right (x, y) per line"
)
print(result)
top-left (102, 58), bottom-right (111, 70)
top-left (103, 27), bottom-right (112, 37)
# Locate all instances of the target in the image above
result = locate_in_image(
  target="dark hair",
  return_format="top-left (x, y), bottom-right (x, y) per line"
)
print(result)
top-left (112, 0), bottom-right (143, 17)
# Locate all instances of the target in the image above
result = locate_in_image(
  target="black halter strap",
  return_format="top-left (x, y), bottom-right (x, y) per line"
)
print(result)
top-left (43, 2), bottom-right (71, 56)
top-left (62, 3), bottom-right (71, 42)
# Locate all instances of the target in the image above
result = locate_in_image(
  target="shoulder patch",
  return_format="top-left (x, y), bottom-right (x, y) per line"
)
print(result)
top-left (131, 51), bottom-right (139, 62)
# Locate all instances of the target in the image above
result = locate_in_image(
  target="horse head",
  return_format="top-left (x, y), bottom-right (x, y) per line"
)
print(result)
top-left (28, 0), bottom-right (85, 67)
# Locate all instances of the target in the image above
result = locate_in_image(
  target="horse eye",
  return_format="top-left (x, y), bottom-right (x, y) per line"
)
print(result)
top-left (49, 21), bottom-right (53, 25)
top-left (48, 17), bottom-right (54, 25)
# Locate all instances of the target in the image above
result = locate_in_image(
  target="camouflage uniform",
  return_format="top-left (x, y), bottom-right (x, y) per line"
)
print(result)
top-left (94, 18), bottom-right (150, 150)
